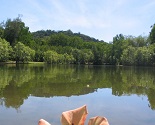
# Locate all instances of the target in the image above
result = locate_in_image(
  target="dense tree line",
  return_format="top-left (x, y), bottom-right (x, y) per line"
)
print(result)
top-left (0, 16), bottom-right (155, 66)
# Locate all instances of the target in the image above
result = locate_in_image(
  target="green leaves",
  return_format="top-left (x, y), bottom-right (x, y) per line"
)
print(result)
top-left (121, 46), bottom-right (136, 65)
top-left (1, 16), bottom-right (155, 66)
top-left (44, 50), bottom-right (75, 64)
top-left (0, 38), bottom-right (12, 62)
top-left (3, 16), bottom-right (32, 46)
top-left (150, 24), bottom-right (155, 44)
top-left (121, 46), bottom-right (154, 66)
top-left (13, 42), bottom-right (35, 63)
top-left (0, 39), bottom-right (35, 63)
top-left (44, 50), bottom-right (59, 63)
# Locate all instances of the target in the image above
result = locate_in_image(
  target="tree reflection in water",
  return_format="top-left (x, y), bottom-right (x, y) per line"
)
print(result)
top-left (0, 64), bottom-right (155, 110)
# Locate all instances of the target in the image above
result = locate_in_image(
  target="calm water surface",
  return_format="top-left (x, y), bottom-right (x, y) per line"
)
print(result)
top-left (0, 64), bottom-right (155, 125)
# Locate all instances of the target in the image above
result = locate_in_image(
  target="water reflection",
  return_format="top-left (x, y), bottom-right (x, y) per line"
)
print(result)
top-left (0, 64), bottom-right (155, 110)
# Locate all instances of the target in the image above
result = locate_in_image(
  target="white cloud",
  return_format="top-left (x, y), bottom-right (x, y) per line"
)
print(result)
top-left (3, 0), bottom-right (154, 41)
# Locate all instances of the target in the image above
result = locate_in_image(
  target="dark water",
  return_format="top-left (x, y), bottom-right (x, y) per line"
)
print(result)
top-left (0, 64), bottom-right (155, 125)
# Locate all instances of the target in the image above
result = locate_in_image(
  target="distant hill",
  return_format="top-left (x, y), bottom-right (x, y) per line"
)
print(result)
top-left (32, 29), bottom-right (104, 42)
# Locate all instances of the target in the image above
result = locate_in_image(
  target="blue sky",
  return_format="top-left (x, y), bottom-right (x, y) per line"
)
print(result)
top-left (1, 0), bottom-right (155, 42)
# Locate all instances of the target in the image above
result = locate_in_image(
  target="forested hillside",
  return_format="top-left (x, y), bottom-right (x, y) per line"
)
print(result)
top-left (0, 16), bottom-right (155, 66)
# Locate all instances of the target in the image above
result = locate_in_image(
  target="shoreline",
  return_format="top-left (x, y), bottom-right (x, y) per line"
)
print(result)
top-left (0, 61), bottom-right (45, 64)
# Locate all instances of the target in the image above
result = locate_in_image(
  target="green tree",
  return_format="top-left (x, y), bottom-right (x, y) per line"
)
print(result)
top-left (13, 42), bottom-right (35, 63)
top-left (124, 35), bottom-right (148, 47)
top-left (44, 50), bottom-right (59, 63)
top-left (150, 24), bottom-right (155, 44)
top-left (0, 38), bottom-right (12, 62)
top-left (104, 43), bottom-right (113, 64)
top-left (81, 49), bottom-right (94, 64)
top-left (92, 43), bottom-right (105, 65)
top-left (112, 34), bottom-right (125, 65)
top-left (72, 49), bottom-right (83, 64)
top-left (134, 47), bottom-right (152, 66)
top-left (148, 44), bottom-right (155, 65)
top-left (49, 33), bottom-right (70, 47)
top-left (121, 46), bottom-right (135, 65)
top-left (63, 53), bottom-right (75, 64)
top-left (0, 23), bottom-right (4, 38)
top-left (134, 35), bottom-right (148, 47)
top-left (3, 16), bottom-right (32, 46)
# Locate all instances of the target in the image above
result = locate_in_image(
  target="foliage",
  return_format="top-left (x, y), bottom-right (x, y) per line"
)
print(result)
top-left (81, 49), bottom-right (94, 64)
top-left (135, 47), bottom-right (148, 66)
top-left (3, 16), bottom-right (32, 46)
top-left (112, 34), bottom-right (125, 65)
top-left (72, 49), bottom-right (83, 64)
top-left (44, 50), bottom-right (75, 64)
top-left (62, 53), bottom-right (75, 64)
top-left (150, 24), bottom-right (155, 44)
top-left (13, 42), bottom-right (35, 63)
top-left (0, 38), bottom-right (12, 62)
top-left (44, 50), bottom-right (59, 63)
top-left (121, 46), bottom-right (135, 65)
top-left (0, 24), bottom-right (4, 38)
top-left (1, 16), bottom-right (155, 66)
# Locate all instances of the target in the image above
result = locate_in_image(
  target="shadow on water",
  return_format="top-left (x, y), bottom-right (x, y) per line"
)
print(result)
top-left (0, 64), bottom-right (155, 110)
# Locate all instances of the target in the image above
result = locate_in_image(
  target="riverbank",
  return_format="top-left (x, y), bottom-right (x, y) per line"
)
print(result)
top-left (0, 61), bottom-right (45, 65)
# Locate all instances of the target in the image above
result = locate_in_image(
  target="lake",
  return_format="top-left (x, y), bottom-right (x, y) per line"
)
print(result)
top-left (0, 64), bottom-right (155, 125)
